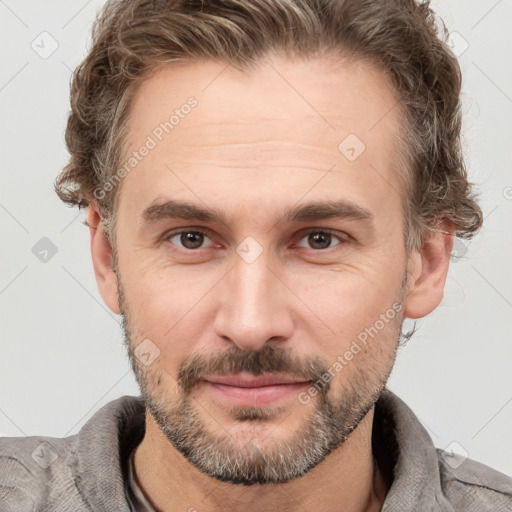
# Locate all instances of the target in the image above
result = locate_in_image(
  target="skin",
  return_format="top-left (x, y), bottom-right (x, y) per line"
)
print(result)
top-left (88, 53), bottom-right (453, 511)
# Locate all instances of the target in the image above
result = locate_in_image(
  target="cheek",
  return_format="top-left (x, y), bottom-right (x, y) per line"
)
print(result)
top-left (121, 266), bottom-right (217, 374)
top-left (288, 261), bottom-right (403, 332)
top-left (123, 259), bottom-right (208, 324)
top-left (284, 263), bottom-right (404, 382)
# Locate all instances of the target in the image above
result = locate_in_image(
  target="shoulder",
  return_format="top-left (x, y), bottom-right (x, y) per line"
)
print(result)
top-left (0, 433), bottom-right (89, 511)
top-left (0, 396), bottom-right (144, 511)
top-left (437, 448), bottom-right (512, 511)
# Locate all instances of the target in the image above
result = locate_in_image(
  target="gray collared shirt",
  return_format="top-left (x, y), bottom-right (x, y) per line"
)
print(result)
top-left (1, 389), bottom-right (511, 511)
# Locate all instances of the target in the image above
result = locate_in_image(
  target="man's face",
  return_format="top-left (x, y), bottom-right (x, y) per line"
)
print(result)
top-left (113, 54), bottom-right (410, 484)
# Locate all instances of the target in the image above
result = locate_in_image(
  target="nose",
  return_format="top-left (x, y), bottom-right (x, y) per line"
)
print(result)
top-left (213, 250), bottom-right (294, 351)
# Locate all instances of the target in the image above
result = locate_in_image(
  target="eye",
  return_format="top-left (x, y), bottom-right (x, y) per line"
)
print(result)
top-left (296, 230), bottom-right (346, 251)
top-left (162, 228), bottom-right (348, 253)
top-left (164, 230), bottom-right (214, 250)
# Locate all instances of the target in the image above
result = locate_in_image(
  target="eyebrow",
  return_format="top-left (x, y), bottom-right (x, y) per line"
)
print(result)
top-left (141, 198), bottom-right (374, 227)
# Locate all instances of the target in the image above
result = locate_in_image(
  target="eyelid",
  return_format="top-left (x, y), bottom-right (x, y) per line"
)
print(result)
top-left (162, 227), bottom-right (350, 252)
top-left (294, 228), bottom-right (349, 250)
top-left (161, 228), bottom-right (216, 249)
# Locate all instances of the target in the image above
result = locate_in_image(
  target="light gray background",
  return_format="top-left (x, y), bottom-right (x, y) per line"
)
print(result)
top-left (1, 0), bottom-right (511, 475)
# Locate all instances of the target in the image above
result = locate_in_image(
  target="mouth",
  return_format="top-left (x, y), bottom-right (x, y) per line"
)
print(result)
top-left (201, 373), bottom-right (311, 407)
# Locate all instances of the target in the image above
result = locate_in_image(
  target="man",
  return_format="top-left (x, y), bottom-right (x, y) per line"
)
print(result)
top-left (1, 0), bottom-right (511, 510)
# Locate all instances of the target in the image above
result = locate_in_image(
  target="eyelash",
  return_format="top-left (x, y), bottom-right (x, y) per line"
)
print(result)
top-left (162, 228), bottom-right (348, 252)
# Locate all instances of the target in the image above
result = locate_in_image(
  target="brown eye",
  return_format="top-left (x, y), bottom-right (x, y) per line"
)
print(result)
top-left (296, 230), bottom-right (345, 251)
top-left (308, 232), bottom-right (332, 250)
top-left (165, 230), bottom-right (210, 250)
top-left (180, 232), bottom-right (204, 249)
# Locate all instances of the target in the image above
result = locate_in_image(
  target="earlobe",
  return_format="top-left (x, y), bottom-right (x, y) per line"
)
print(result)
top-left (403, 226), bottom-right (454, 319)
top-left (88, 203), bottom-right (121, 315)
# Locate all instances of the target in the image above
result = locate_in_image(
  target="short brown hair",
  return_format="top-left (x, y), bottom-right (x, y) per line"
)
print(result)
top-left (55, 0), bottom-right (483, 252)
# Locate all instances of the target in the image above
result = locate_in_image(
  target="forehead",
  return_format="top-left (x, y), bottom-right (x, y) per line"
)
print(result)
top-left (127, 54), bottom-right (400, 143)
top-left (118, 54), bottom-right (404, 225)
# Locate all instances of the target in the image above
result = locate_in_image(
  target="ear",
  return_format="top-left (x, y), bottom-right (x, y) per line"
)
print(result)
top-left (88, 203), bottom-right (121, 315)
top-left (403, 225), bottom-right (455, 319)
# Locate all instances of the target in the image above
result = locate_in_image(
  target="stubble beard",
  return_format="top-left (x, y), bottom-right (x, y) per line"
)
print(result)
top-left (117, 269), bottom-right (405, 485)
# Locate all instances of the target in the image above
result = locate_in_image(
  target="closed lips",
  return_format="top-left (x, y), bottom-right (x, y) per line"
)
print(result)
top-left (203, 375), bottom-right (310, 387)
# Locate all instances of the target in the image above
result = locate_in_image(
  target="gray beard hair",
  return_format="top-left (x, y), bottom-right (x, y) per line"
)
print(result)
top-left (118, 268), bottom-right (405, 486)
top-left (125, 327), bottom-right (394, 485)
top-left (142, 378), bottom-right (383, 485)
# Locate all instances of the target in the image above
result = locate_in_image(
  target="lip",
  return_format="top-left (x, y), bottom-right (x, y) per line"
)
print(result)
top-left (202, 373), bottom-right (311, 407)
top-left (204, 373), bottom-right (308, 387)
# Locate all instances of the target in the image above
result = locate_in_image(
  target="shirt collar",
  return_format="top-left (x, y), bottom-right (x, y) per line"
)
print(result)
top-left (375, 389), bottom-right (453, 511)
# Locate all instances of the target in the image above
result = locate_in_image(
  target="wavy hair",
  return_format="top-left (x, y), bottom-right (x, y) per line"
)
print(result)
top-left (55, 0), bottom-right (483, 252)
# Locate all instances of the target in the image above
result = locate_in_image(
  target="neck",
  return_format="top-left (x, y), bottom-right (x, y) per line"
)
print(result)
top-left (133, 406), bottom-right (388, 512)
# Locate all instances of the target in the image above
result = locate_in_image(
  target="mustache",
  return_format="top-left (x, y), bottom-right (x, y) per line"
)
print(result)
top-left (177, 345), bottom-right (330, 394)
